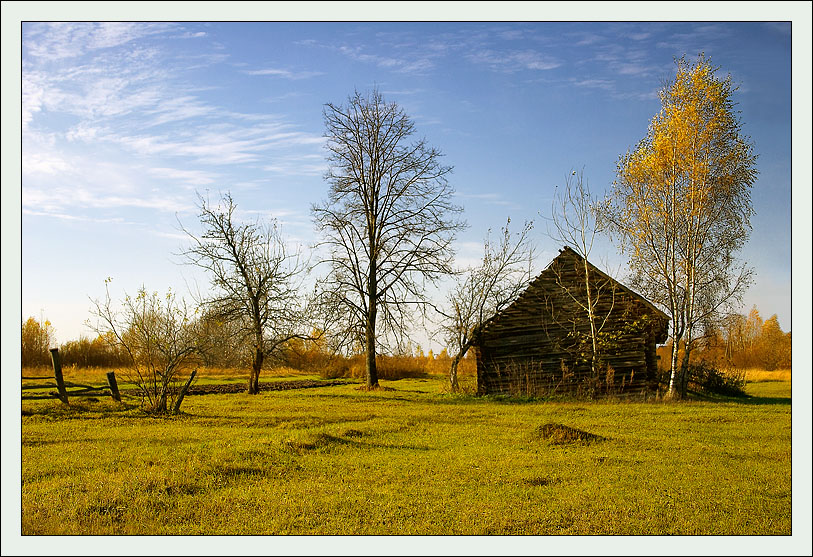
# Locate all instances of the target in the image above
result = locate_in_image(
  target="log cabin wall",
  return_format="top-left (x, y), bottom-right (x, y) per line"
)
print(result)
top-left (475, 247), bottom-right (669, 398)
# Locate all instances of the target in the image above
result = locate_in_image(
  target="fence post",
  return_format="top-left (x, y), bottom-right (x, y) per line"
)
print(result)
top-left (50, 348), bottom-right (69, 404)
top-left (172, 369), bottom-right (197, 415)
top-left (106, 371), bottom-right (121, 402)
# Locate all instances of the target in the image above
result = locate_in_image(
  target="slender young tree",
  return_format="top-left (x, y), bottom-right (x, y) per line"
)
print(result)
top-left (603, 54), bottom-right (757, 399)
top-left (180, 193), bottom-right (310, 394)
top-left (548, 170), bottom-right (618, 392)
top-left (89, 281), bottom-right (198, 414)
top-left (439, 220), bottom-right (534, 392)
top-left (313, 89), bottom-right (465, 388)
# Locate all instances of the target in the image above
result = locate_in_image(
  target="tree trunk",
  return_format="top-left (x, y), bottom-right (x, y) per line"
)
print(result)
top-left (449, 351), bottom-right (464, 393)
top-left (365, 260), bottom-right (379, 387)
top-left (248, 346), bottom-right (263, 394)
top-left (172, 369), bottom-right (197, 414)
top-left (365, 301), bottom-right (379, 387)
top-left (678, 346), bottom-right (691, 397)
top-left (668, 338), bottom-right (683, 400)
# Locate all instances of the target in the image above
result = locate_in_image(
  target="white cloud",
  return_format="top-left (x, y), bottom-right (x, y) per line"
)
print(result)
top-left (24, 22), bottom-right (178, 60)
top-left (244, 67), bottom-right (324, 80)
top-left (467, 49), bottom-right (561, 72)
top-left (148, 167), bottom-right (219, 187)
top-left (22, 152), bottom-right (72, 175)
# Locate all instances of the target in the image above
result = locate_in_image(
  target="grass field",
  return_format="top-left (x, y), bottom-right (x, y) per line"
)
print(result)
top-left (18, 366), bottom-right (793, 538)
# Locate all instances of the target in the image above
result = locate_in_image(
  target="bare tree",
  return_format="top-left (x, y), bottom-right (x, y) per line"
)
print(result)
top-left (313, 89), bottom-right (465, 388)
top-left (438, 220), bottom-right (534, 392)
top-left (88, 280), bottom-right (198, 413)
top-left (547, 169), bottom-right (618, 392)
top-left (180, 192), bottom-right (310, 394)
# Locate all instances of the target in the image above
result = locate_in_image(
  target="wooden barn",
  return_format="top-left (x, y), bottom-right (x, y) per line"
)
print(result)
top-left (474, 246), bottom-right (670, 398)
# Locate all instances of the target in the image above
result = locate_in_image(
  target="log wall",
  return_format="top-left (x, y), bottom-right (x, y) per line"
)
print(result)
top-left (475, 247), bottom-right (669, 398)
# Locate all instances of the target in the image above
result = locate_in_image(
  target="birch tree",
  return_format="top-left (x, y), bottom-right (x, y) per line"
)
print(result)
top-left (603, 54), bottom-right (757, 399)
top-left (548, 170), bottom-right (618, 392)
top-left (313, 89), bottom-right (465, 388)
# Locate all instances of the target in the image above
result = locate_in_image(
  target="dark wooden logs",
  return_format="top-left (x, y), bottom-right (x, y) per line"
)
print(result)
top-left (50, 348), bottom-right (69, 404)
top-left (106, 371), bottom-right (121, 401)
top-left (474, 247), bottom-right (670, 397)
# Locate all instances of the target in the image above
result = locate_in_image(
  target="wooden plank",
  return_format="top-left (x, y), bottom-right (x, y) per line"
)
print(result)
top-left (21, 376), bottom-right (53, 380)
top-left (107, 371), bottom-right (121, 402)
top-left (70, 392), bottom-right (111, 398)
top-left (50, 348), bottom-right (69, 404)
top-left (22, 383), bottom-right (58, 390)
top-left (66, 386), bottom-right (108, 394)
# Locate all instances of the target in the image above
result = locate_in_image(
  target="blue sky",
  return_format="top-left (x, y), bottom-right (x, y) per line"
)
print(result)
top-left (9, 12), bottom-right (808, 349)
top-left (3, 6), bottom-right (812, 554)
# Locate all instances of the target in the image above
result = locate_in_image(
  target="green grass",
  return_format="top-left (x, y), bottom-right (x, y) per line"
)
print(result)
top-left (20, 377), bottom-right (791, 535)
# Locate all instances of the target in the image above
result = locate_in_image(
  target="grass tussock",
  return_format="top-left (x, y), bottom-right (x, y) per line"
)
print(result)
top-left (534, 423), bottom-right (607, 445)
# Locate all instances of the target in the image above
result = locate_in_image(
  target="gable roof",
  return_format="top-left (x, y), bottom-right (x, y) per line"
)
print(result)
top-left (555, 246), bottom-right (670, 321)
top-left (478, 245), bottom-right (670, 339)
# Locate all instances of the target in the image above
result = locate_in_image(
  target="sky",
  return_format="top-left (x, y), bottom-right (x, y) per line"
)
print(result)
top-left (7, 7), bottom-right (810, 353)
top-left (3, 5), bottom-right (812, 555)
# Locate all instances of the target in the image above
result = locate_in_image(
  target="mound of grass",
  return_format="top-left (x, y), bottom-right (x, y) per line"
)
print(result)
top-left (534, 423), bottom-right (607, 445)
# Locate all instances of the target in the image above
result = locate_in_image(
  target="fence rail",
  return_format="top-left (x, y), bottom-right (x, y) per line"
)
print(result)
top-left (21, 348), bottom-right (121, 403)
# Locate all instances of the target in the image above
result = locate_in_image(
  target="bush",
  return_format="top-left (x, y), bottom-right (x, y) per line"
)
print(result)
top-left (687, 361), bottom-right (747, 397)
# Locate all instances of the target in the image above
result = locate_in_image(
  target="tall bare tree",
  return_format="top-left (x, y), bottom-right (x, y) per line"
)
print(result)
top-left (603, 55), bottom-right (757, 399)
top-left (313, 89), bottom-right (465, 388)
top-left (438, 220), bottom-right (534, 392)
top-left (180, 192), bottom-right (310, 394)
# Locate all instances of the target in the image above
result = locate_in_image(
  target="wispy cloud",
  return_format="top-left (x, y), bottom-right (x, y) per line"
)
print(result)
top-left (337, 44), bottom-right (437, 74)
top-left (23, 22), bottom-right (179, 60)
top-left (467, 49), bottom-right (562, 72)
top-left (147, 167), bottom-right (220, 187)
top-left (454, 191), bottom-right (516, 207)
top-left (244, 67), bottom-right (324, 80)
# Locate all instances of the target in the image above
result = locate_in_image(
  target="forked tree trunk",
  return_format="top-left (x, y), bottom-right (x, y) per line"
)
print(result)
top-left (449, 352), bottom-right (464, 393)
top-left (248, 346), bottom-right (264, 394)
top-left (172, 369), bottom-right (197, 414)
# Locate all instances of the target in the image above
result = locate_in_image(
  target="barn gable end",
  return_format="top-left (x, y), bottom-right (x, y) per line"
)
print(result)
top-left (474, 246), bottom-right (669, 398)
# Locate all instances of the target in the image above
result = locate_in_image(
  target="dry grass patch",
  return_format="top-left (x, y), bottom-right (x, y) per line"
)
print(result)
top-left (742, 368), bottom-right (791, 383)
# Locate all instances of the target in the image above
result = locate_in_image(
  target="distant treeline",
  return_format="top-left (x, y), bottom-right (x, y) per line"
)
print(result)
top-left (20, 314), bottom-right (475, 378)
top-left (22, 305), bottom-right (787, 374)
top-left (657, 306), bottom-right (791, 371)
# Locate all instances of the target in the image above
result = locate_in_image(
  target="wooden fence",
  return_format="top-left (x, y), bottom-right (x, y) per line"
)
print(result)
top-left (21, 348), bottom-right (121, 404)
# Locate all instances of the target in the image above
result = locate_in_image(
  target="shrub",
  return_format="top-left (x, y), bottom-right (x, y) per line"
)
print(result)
top-left (687, 361), bottom-right (747, 397)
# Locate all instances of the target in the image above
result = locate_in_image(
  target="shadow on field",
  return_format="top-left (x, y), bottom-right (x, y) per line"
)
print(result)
top-left (689, 391), bottom-right (791, 406)
top-left (282, 432), bottom-right (432, 454)
top-left (732, 395), bottom-right (791, 406)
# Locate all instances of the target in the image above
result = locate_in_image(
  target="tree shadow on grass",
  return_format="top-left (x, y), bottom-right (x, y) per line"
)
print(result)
top-left (689, 391), bottom-right (791, 406)
top-left (730, 395), bottom-right (791, 406)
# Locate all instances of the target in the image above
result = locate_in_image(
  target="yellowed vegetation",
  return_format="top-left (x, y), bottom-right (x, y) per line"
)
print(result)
top-left (738, 368), bottom-right (791, 383)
